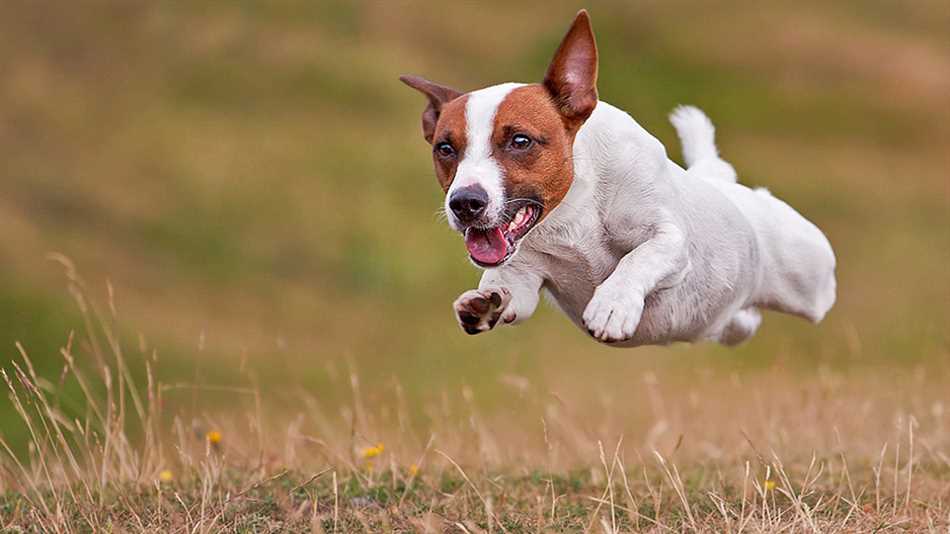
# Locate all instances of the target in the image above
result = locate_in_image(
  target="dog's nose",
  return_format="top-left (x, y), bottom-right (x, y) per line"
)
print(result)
top-left (448, 186), bottom-right (489, 223)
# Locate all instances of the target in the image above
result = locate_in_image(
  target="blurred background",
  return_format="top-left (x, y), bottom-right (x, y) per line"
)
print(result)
top-left (1, 1), bottom-right (947, 446)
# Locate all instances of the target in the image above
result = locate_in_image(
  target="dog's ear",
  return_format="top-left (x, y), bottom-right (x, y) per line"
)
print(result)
top-left (543, 10), bottom-right (598, 131)
top-left (400, 75), bottom-right (462, 144)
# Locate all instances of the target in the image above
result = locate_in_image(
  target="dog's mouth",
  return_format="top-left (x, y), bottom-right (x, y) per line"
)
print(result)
top-left (464, 201), bottom-right (542, 267)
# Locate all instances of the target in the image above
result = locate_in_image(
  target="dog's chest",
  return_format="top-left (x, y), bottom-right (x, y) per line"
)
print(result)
top-left (527, 223), bottom-right (620, 320)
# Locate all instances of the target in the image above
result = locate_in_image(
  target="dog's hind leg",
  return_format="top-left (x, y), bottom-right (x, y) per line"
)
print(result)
top-left (717, 307), bottom-right (762, 346)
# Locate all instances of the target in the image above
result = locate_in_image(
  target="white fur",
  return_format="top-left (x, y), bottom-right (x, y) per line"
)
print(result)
top-left (444, 83), bottom-right (524, 230)
top-left (671, 105), bottom-right (737, 183)
top-left (670, 105), bottom-right (717, 167)
top-left (466, 94), bottom-right (836, 346)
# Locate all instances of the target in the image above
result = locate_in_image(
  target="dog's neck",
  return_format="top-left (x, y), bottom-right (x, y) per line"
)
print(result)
top-left (525, 100), bottom-right (673, 250)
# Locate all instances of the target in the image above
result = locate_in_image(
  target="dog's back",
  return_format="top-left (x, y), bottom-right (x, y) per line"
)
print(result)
top-left (670, 107), bottom-right (837, 323)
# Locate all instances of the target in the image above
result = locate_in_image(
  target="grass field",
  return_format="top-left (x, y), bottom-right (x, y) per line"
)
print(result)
top-left (1, 280), bottom-right (948, 531)
top-left (1, 1), bottom-right (948, 531)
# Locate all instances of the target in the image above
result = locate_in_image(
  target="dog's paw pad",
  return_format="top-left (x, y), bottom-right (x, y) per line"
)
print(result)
top-left (453, 288), bottom-right (510, 335)
top-left (489, 292), bottom-right (502, 307)
top-left (469, 297), bottom-right (490, 315)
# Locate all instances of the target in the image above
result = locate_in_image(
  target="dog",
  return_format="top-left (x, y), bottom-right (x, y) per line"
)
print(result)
top-left (400, 10), bottom-right (836, 347)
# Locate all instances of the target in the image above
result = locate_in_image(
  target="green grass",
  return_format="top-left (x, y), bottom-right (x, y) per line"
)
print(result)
top-left (5, 468), bottom-right (942, 532)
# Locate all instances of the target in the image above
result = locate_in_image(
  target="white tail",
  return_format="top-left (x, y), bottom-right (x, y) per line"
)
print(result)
top-left (670, 105), bottom-right (737, 183)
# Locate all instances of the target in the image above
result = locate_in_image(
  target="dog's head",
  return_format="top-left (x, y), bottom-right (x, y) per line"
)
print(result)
top-left (401, 10), bottom-right (598, 268)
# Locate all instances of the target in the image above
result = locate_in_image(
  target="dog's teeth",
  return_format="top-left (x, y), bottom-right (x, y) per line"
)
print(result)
top-left (505, 206), bottom-right (532, 235)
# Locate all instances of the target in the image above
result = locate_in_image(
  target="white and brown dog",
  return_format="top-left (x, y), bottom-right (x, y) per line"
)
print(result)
top-left (401, 10), bottom-right (836, 346)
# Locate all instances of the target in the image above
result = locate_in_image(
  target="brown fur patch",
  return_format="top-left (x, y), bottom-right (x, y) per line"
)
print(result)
top-left (491, 85), bottom-right (578, 219)
top-left (543, 11), bottom-right (598, 131)
top-left (399, 75), bottom-right (462, 144)
top-left (430, 95), bottom-right (469, 192)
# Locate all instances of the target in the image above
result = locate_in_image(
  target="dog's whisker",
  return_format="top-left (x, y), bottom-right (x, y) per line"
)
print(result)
top-left (432, 206), bottom-right (449, 222)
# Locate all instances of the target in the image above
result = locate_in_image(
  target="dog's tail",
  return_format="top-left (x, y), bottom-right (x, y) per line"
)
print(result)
top-left (670, 105), bottom-right (737, 183)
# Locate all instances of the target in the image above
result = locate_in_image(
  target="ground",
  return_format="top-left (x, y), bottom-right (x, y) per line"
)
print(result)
top-left (0, 285), bottom-right (947, 531)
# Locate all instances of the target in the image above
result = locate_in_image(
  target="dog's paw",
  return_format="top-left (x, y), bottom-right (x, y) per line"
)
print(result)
top-left (582, 284), bottom-right (644, 343)
top-left (453, 288), bottom-right (512, 335)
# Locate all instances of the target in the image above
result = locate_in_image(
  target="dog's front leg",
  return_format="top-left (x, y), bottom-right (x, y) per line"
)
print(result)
top-left (583, 221), bottom-right (687, 342)
top-left (453, 265), bottom-right (542, 335)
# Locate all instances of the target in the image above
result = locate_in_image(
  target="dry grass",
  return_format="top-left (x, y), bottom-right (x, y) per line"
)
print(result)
top-left (1, 0), bottom-right (947, 367)
top-left (1, 268), bottom-right (947, 533)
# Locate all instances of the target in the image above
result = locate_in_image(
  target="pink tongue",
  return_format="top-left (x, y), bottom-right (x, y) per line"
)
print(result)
top-left (465, 227), bottom-right (509, 265)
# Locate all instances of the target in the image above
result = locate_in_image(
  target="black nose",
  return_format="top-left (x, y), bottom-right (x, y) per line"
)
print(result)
top-left (448, 186), bottom-right (489, 223)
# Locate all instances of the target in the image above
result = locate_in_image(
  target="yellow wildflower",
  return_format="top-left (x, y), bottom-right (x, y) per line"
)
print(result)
top-left (206, 430), bottom-right (222, 445)
top-left (360, 442), bottom-right (384, 459)
top-left (409, 464), bottom-right (419, 477)
top-left (764, 479), bottom-right (776, 491)
top-left (159, 470), bottom-right (174, 483)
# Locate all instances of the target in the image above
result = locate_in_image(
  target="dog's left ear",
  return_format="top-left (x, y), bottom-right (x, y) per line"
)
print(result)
top-left (400, 75), bottom-right (462, 144)
top-left (543, 10), bottom-right (598, 131)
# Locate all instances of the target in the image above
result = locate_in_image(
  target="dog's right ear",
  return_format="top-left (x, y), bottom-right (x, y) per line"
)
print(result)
top-left (400, 75), bottom-right (462, 144)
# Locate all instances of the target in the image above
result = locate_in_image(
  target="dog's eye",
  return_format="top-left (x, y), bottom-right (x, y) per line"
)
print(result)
top-left (509, 134), bottom-right (533, 151)
top-left (435, 142), bottom-right (456, 158)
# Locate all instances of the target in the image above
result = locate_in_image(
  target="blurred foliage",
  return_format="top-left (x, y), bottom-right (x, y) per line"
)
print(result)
top-left (0, 1), bottom-right (948, 442)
